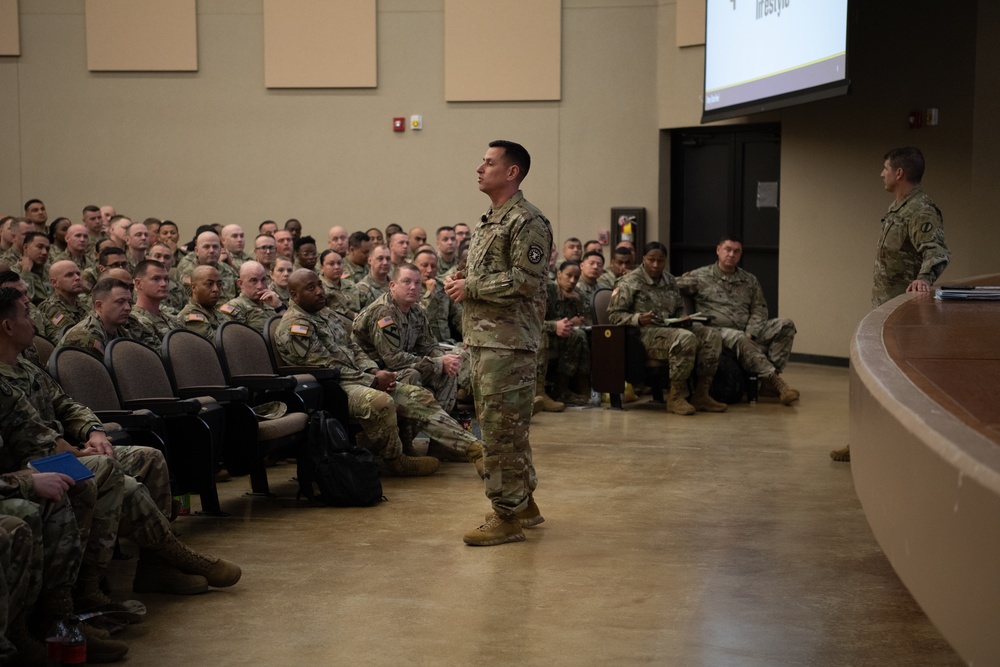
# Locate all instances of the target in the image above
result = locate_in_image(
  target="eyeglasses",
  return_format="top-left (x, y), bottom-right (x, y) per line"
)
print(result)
top-left (256, 246), bottom-right (277, 253)
top-left (106, 260), bottom-right (129, 269)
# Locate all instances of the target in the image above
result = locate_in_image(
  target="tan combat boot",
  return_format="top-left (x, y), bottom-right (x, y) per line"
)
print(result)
top-left (385, 453), bottom-right (440, 476)
top-left (133, 552), bottom-right (210, 595)
top-left (145, 535), bottom-right (242, 589)
top-left (535, 379), bottom-right (565, 412)
top-left (689, 377), bottom-right (728, 412)
top-left (666, 383), bottom-right (695, 415)
top-left (463, 514), bottom-right (525, 546)
top-left (485, 497), bottom-right (544, 527)
top-left (766, 373), bottom-right (800, 405)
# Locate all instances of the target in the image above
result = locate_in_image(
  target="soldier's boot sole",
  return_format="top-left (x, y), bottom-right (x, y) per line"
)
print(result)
top-left (385, 454), bottom-right (440, 477)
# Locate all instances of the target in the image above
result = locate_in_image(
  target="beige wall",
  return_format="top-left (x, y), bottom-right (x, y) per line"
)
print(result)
top-left (0, 0), bottom-right (658, 264)
top-left (2, 0), bottom-right (996, 359)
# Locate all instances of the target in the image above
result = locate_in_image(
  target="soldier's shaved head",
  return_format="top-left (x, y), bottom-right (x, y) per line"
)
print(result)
top-left (288, 268), bottom-right (316, 295)
top-left (191, 264), bottom-right (219, 283)
top-left (49, 260), bottom-right (79, 282)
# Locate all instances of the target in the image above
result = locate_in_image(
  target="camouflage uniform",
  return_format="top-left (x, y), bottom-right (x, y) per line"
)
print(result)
top-left (463, 190), bottom-right (552, 518)
top-left (129, 305), bottom-right (180, 348)
top-left (58, 313), bottom-right (129, 361)
top-left (421, 280), bottom-right (462, 344)
top-left (275, 301), bottom-right (478, 459)
top-left (677, 263), bottom-right (796, 376)
top-left (0, 248), bottom-right (19, 269)
top-left (164, 278), bottom-right (188, 313)
top-left (354, 274), bottom-right (389, 311)
top-left (269, 282), bottom-right (290, 306)
top-left (225, 251), bottom-right (250, 273)
top-left (574, 279), bottom-right (599, 314)
top-left (438, 254), bottom-right (457, 275)
top-left (321, 276), bottom-right (361, 320)
top-left (607, 265), bottom-right (721, 385)
top-left (544, 282), bottom-right (591, 386)
top-left (342, 258), bottom-right (368, 285)
top-left (872, 185), bottom-right (949, 307)
top-left (17, 266), bottom-right (52, 305)
top-left (177, 300), bottom-right (221, 340)
top-left (37, 293), bottom-right (92, 342)
top-left (218, 294), bottom-right (277, 334)
top-left (178, 259), bottom-right (239, 302)
top-left (353, 291), bottom-right (458, 412)
top-left (0, 513), bottom-right (34, 660)
top-left (597, 269), bottom-right (618, 290)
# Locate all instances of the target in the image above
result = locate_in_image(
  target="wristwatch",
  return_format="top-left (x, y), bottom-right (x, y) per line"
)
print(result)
top-left (86, 425), bottom-right (106, 437)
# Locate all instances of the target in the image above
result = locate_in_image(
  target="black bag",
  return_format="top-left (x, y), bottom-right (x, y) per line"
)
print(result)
top-left (297, 410), bottom-right (384, 507)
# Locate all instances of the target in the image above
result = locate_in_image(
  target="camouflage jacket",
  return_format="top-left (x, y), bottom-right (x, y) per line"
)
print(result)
top-left (437, 254), bottom-right (457, 274)
top-left (58, 313), bottom-right (129, 360)
top-left (50, 248), bottom-right (96, 275)
top-left (545, 281), bottom-right (590, 331)
top-left (268, 283), bottom-right (290, 306)
top-left (420, 280), bottom-right (462, 344)
top-left (225, 251), bottom-right (250, 273)
top-left (0, 358), bottom-right (101, 469)
top-left (354, 274), bottom-right (389, 312)
top-left (129, 305), bottom-right (180, 347)
top-left (342, 258), bottom-right (368, 286)
top-left (607, 265), bottom-right (683, 327)
top-left (0, 382), bottom-right (62, 474)
top-left (163, 279), bottom-right (188, 313)
top-left (37, 293), bottom-right (92, 341)
top-left (462, 190), bottom-right (553, 351)
top-left (677, 263), bottom-right (769, 337)
top-left (19, 266), bottom-right (53, 305)
top-left (177, 301), bottom-right (220, 340)
top-left (352, 291), bottom-right (444, 377)
top-left (597, 269), bottom-right (619, 290)
top-left (575, 279), bottom-right (599, 312)
top-left (218, 294), bottom-right (276, 333)
top-left (321, 276), bottom-right (361, 319)
top-left (274, 301), bottom-right (379, 387)
top-left (178, 260), bottom-right (239, 302)
top-left (872, 186), bottom-right (949, 307)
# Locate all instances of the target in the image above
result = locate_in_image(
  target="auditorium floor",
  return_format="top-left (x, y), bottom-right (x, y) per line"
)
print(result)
top-left (111, 363), bottom-right (963, 666)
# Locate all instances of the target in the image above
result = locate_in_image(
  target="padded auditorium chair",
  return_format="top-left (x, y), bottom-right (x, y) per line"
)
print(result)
top-left (161, 329), bottom-right (309, 496)
top-left (103, 338), bottom-right (224, 514)
top-left (31, 334), bottom-right (56, 368)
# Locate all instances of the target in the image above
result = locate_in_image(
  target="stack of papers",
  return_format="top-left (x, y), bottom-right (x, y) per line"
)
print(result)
top-left (935, 286), bottom-right (1000, 301)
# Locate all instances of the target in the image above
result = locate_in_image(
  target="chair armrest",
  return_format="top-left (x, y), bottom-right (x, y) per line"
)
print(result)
top-left (176, 386), bottom-right (250, 402)
top-left (94, 410), bottom-right (157, 429)
top-left (121, 398), bottom-right (202, 416)
top-left (277, 366), bottom-right (340, 381)
top-left (231, 375), bottom-right (298, 391)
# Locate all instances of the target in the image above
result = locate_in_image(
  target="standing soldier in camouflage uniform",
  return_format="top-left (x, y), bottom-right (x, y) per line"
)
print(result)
top-left (545, 261), bottom-right (591, 404)
top-left (444, 139), bottom-right (552, 546)
top-left (276, 270), bottom-right (482, 475)
top-left (353, 264), bottom-right (462, 413)
top-left (607, 242), bottom-right (727, 415)
top-left (872, 146), bottom-right (949, 307)
top-left (218, 260), bottom-right (284, 333)
top-left (178, 265), bottom-right (222, 340)
top-left (318, 250), bottom-right (360, 320)
top-left (38, 260), bottom-right (91, 341)
top-left (677, 235), bottom-right (799, 405)
top-left (129, 259), bottom-right (180, 347)
top-left (355, 245), bottom-right (392, 310)
top-left (58, 277), bottom-right (136, 360)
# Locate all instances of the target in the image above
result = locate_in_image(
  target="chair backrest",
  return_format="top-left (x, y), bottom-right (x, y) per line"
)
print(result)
top-left (216, 321), bottom-right (274, 380)
top-left (265, 315), bottom-right (283, 368)
top-left (48, 346), bottom-right (123, 412)
top-left (105, 338), bottom-right (176, 402)
top-left (32, 335), bottom-right (56, 368)
top-left (162, 329), bottom-right (228, 391)
top-left (593, 288), bottom-right (614, 326)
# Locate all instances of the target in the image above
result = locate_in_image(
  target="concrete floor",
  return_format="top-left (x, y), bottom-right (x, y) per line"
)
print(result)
top-left (110, 363), bottom-right (962, 666)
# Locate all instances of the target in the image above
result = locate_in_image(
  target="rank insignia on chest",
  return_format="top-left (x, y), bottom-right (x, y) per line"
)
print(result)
top-left (187, 312), bottom-right (206, 322)
top-left (290, 324), bottom-right (309, 336)
top-left (219, 304), bottom-right (235, 314)
top-left (377, 316), bottom-right (394, 329)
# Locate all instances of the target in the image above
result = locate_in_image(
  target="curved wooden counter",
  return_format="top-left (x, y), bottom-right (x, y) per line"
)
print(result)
top-left (850, 274), bottom-right (1000, 666)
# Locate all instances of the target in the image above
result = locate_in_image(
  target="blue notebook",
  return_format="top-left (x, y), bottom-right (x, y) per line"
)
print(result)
top-left (27, 452), bottom-right (96, 482)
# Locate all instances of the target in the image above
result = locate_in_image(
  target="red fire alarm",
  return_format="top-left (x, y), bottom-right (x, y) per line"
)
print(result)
top-left (393, 117), bottom-right (406, 132)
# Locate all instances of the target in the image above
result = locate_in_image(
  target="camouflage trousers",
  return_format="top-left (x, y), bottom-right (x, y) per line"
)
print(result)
top-left (115, 445), bottom-right (172, 517)
top-left (344, 381), bottom-right (478, 460)
top-left (546, 329), bottom-right (590, 382)
top-left (0, 492), bottom-right (84, 612)
top-left (716, 319), bottom-right (796, 377)
top-left (470, 347), bottom-right (537, 518)
top-left (417, 366), bottom-right (459, 414)
top-left (755, 318), bottom-right (796, 371)
top-left (455, 345), bottom-right (472, 398)
top-left (640, 323), bottom-right (721, 384)
top-left (0, 514), bottom-right (32, 661)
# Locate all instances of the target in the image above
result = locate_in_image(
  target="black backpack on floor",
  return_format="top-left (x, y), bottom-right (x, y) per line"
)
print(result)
top-left (297, 411), bottom-right (384, 507)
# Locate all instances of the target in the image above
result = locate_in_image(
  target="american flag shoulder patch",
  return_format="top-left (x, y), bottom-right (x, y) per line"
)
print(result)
top-left (290, 324), bottom-right (309, 336)
top-left (187, 312), bottom-right (206, 322)
top-left (377, 316), bottom-right (394, 329)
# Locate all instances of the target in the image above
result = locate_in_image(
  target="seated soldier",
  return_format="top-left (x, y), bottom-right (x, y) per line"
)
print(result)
top-left (268, 257), bottom-right (294, 304)
top-left (82, 245), bottom-right (129, 290)
top-left (275, 269), bottom-right (483, 476)
top-left (0, 288), bottom-right (241, 612)
top-left (0, 219), bottom-right (32, 270)
top-left (677, 235), bottom-right (799, 405)
top-left (545, 261), bottom-right (591, 404)
top-left (575, 250), bottom-right (604, 307)
top-left (220, 224), bottom-right (249, 272)
top-left (129, 259), bottom-right (179, 347)
top-left (598, 245), bottom-right (634, 289)
top-left (343, 231), bottom-right (372, 285)
top-left (16, 231), bottom-right (52, 305)
top-left (355, 245), bottom-right (392, 310)
top-left (38, 260), bottom-right (91, 341)
top-left (177, 231), bottom-right (238, 302)
top-left (51, 223), bottom-right (96, 283)
top-left (58, 277), bottom-right (135, 360)
top-left (293, 235), bottom-right (318, 271)
top-left (607, 242), bottom-right (727, 416)
top-left (318, 250), bottom-right (360, 320)
top-left (218, 260), bottom-right (285, 332)
top-left (353, 263), bottom-right (462, 413)
top-left (414, 249), bottom-right (461, 344)
top-left (147, 241), bottom-right (187, 312)
top-left (435, 226), bottom-right (458, 274)
top-left (178, 265), bottom-right (222, 340)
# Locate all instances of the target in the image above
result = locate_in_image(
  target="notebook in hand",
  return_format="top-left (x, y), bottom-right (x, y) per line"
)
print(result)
top-left (27, 452), bottom-right (96, 482)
